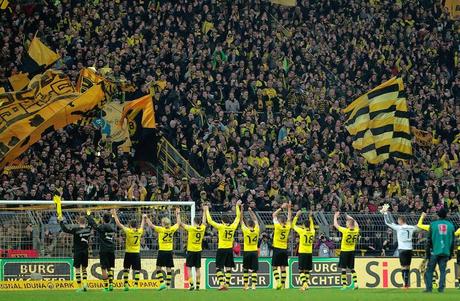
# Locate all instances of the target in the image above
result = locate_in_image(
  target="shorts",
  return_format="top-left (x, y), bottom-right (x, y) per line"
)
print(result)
top-left (74, 251), bottom-right (89, 268)
top-left (272, 247), bottom-right (288, 267)
top-left (243, 251), bottom-right (259, 271)
top-left (186, 251), bottom-right (202, 268)
top-left (157, 250), bottom-right (174, 268)
top-left (399, 250), bottom-right (413, 267)
top-left (100, 251), bottom-right (115, 270)
top-left (216, 248), bottom-right (235, 268)
top-left (457, 250), bottom-right (460, 265)
top-left (298, 253), bottom-right (313, 271)
top-left (124, 252), bottom-right (141, 270)
top-left (338, 251), bottom-right (355, 269)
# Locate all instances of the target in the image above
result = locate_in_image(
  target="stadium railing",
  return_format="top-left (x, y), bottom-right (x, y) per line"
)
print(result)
top-left (0, 205), bottom-right (458, 259)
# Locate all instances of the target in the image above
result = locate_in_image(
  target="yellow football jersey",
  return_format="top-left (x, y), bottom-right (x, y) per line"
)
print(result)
top-left (293, 216), bottom-right (315, 254)
top-left (273, 222), bottom-right (291, 250)
top-left (242, 224), bottom-right (260, 252)
top-left (337, 226), bottom-right (359, 252)
top-left (124, 227), bottom-right (144, 253)
top-left (184, 224), bottom-right (206, 252)
top-left (154, 224), bottom-right (179, 251)
top-left (206, 206), bottom-right (240, 249)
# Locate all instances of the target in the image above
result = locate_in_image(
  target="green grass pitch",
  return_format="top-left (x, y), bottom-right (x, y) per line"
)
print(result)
top-left (0, 288), bottom-right (458, 301)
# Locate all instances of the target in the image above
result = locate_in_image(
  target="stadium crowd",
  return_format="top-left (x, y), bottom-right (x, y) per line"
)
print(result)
top-left (0, 0), bottom-right (459, 217)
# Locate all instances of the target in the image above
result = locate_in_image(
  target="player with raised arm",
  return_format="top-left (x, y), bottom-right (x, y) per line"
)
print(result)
top-left (205, 200), bottom-right (242, 290)
top-left (381, 204), bottom-right (417, 288)
top-left (58, 215), bottom-right (92, 292)
top-left (292, 210), bottom-right (315, 291)
top-left (112, 209), bottom-right (146, 291)
top-left (87, 211), bottom-right (116, 291)
top-left (241, 206), bottom-right (260, 290)
top-left (146, 208), bottom-right (180, 290)
top-left (417, 212), bottom-right (440, 288)
top-left (272, 201), bottom-right (292, 290)
top-left (334, 211), bottom-right (360, 290)
top-left (178, 208), bottom-right (206, 291)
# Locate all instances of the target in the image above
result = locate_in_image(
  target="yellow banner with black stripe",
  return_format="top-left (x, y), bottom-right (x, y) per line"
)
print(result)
top-left (76, 67), bottom-right (105, 93)
top-left (0, 70), bottom-right (78, 135)
top-left (0, 84), bottom-right (105, 169)
top-left (343, 77), bottom-right (412, 164)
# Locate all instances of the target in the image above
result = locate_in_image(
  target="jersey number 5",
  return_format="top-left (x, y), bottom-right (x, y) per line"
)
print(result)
top-left (224, 230), bottom-right (233, 240)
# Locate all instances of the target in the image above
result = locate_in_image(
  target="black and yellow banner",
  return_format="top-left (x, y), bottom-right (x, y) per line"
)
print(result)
top-left (76, 68), bottom-right (105, 93)
top-left (1, 70), bottom-right (77, 135)
top-left (119, 95), bottom-right (157, 162)
top-left (120, 94), bottom-right (156, 129)
top-left (0, 84), bottom-right (105, 169)
top-left (343, 77), bottom-right (412, 164)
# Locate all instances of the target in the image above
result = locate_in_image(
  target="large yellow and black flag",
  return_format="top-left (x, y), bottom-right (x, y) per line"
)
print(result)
top-left (0, 71), bottom-right (105, 169)
top-left (343, 77), bottom-right (412, 164)
top-left (119, 94), bottom-right (158, 162)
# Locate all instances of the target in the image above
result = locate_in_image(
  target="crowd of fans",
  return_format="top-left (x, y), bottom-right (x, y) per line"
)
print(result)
top-left (0, 0), bottom-right (459, 218)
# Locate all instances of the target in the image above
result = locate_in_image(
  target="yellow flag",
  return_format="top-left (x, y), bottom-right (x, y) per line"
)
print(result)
top-left (53, 195), bottom-right (63, 220)
top-left (0, 0), bottom-right (9, 10)
top-left (28, 37), bottom-right (60, 66)
top-left (8, 73), bottom-right (30, 91)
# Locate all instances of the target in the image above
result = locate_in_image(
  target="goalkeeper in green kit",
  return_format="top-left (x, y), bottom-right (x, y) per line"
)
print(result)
top-left (423, 208), bottom-right (455, 293)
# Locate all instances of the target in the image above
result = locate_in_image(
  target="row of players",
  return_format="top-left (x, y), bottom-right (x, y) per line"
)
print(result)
top-left (58, 201), bottom-right (460, 292)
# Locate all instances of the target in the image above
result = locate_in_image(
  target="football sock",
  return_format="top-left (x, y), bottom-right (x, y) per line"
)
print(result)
top-left (166, 271), bottom-right (172, 287)
top-left (341, 271), bottom-right (347, 286)
top-left (225, 272), bottom-right (231, 286)
top-left (82, 269), bottom-right (87, 284)
top-left (188, 276), bottom-right (194, 287)
top-left (123, 270), bottom-right (129, 286)
top-left (281, 270), bottom-right (286, 286)
top-left (351, 269), bottom-right (358, 284)
top-left (216, 269), bottom-right (224, 286)
top-left (305, 271), bottom-right (311, 285)
top-left (134, 271), bottom-right (140, 287)
top-left (196, 279), bottom-right (201, 289)
top-left (402, 269), bottom-right (409, 286)
top-left (76, 271), bottom-right (82, 286)
top-left (274, 270), bottom-right (280, 285)
top-left (108, 269), bottom-right (114, 285)
top-left (157, 271), bottom-right (165, 284)
top-left (251, 273), bottom-right (257, 286)
top-left (300, 272), bottom-right (306, 286)
top-left (243, 269), bottom-right (249, 286)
